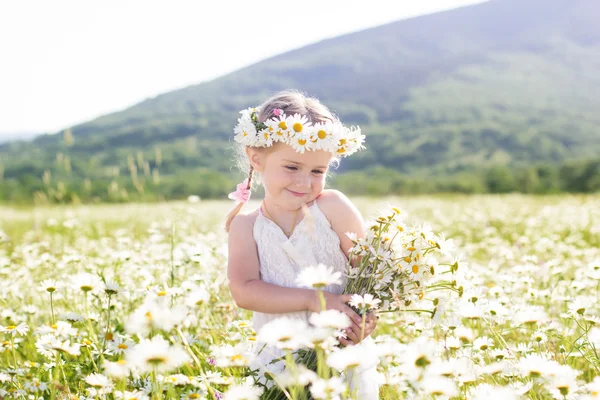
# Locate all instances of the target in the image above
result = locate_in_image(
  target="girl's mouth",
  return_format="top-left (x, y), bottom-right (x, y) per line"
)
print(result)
top-left (288, 189), bottom-right (307, 197)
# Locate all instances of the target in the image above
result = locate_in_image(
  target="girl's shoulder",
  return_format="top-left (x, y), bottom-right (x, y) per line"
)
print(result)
top-left (315, 190), bottom-right (365, 257)
top-left (228, 208), bottom-right (260, 239)
top-left (315, 189), bottom-right (363, 226)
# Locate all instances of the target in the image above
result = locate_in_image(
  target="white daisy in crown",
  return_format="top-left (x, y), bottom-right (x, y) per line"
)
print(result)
top-left (310, 121), bottom-right (337, 151)
top-left (233, 118), bottom-right (258, 147)
top-left (233, 106), bottom-right (366, 157)
top-left (290, 130), bottom-right (312, 153)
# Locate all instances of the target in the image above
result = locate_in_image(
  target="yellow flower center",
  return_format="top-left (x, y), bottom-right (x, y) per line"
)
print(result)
top-left (339, 139), bottom-right (347, 145)
top-left (263, 132), bottom-right (269, 139)
top-left (337, 148), bottom-right (345, 154)
top-left (293, 122), bottom-right (303, 132)
top-left (118, 343), bottom-right (128, 349)
top-left (146, 356), bottom-right (167, 365)
top-left (6, 325), bottom-right (16, 330)
top-left (278, 121), bottom-right (287, 130)
top-left (298, 139), bottom-right (306, 146)
top-left (318, 130), bottom-right (327, 139)
top-left (157, 291), bottom-right (167, 296)
top-left (412, 265), bottom-right (419, 274)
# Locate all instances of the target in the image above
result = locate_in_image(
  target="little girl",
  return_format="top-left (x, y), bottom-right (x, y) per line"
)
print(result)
top-left (225, 90), bottom-right (380, 399)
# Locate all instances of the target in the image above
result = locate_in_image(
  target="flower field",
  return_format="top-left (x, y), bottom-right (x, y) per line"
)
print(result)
top-left (0, 194), bottom-right (599, 399)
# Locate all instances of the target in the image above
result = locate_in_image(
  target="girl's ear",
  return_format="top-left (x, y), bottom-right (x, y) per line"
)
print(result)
top-left (245, 147), bottom-right (264, 172)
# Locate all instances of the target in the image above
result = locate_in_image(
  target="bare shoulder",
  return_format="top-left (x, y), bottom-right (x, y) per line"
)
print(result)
top-left (316, 190), bottom-right (366, 255)
top-left (228, 208), bottom-right (259, 236)
top-left (316, 189), bottom-right (360, 220)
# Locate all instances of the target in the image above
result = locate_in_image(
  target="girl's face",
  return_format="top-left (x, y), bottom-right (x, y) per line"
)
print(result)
top-left (250, 143), bottom-right (333, 210)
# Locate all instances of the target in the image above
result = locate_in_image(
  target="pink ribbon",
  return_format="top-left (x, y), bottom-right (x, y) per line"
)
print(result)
top-left (228, 178), bottom-right (251, 204)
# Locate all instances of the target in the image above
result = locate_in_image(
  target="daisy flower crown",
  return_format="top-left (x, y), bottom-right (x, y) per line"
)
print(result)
top-left (233, 107), bottom-right (366, 157)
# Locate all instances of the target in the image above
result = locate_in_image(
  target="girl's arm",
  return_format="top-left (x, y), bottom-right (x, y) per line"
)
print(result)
top-left (227, 212), bottom-right (362, 326)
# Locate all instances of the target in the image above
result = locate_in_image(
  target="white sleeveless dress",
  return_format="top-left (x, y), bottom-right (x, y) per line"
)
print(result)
top-left (252, 200), bottom-right (380, 399)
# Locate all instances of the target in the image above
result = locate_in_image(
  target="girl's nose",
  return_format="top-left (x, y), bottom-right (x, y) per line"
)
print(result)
top-left (295, 175), bottom-right (311, 189)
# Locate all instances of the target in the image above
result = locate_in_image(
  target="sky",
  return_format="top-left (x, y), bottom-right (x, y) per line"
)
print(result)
top-left (0, 0), bottom-right (486, 138)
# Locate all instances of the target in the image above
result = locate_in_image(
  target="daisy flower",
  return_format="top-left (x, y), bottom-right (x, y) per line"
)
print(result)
top-left (223, 380), bottom-right (263, 400)
top-left (114, 391), bottom-right (149, 400)
top-left (289, 130), bottom-right (311, 153)
top-left (85, 373), bottom-right (113, 389)
top-left (349, 294), bottom-right (381, 311)
top-left (210, 343), bottom-right (255, 368)
top-left (309, 377), bottom-right (346, 400)
top-left (296, 263), bottom-right (342, 289)
top-left (233, 117), bottom-right (258, 147)
top-left (0, 323), bottom-right (29, 336)
top-left (309, 310), bottom-right (351, 330)
top-left (126, 335), bottom-right (189, 374)
top-left (38, 279), bottom-right (59, 293)
top-left (72, 272), bottom-right (103, 294)
top-left (257, 317), bottom-right (310, 351)
top-left (326, 344), bottom-right (373, 370)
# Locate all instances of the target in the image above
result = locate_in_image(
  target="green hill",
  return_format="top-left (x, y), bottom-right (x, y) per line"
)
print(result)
top-left (2, 0), bottom-right (600, 202)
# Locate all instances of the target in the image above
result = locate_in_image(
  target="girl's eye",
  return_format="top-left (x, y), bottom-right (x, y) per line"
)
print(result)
top-left (285, 166), bottom-right (298, 171)
top-left (312, 170), bottom-right (325, 175)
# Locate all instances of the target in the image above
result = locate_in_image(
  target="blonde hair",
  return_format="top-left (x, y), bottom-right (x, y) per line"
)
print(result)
top-left (225, 89), bottom-right (339, 232)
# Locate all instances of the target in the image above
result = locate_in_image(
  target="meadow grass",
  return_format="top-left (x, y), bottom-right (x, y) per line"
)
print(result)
top-left (0, 194), bottom-right (599, 399)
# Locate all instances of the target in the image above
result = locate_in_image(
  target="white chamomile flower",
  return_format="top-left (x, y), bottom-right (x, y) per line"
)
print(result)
top-left (257, 127), bottom-right (274, 147)
top-left (103, 359), bottom-right (131, 379)
top-left (473, 336), bottom-right (494, 351)
top-left (0, 323), bottom-right (29, 336)
top-left (310, 377), bottom-right (346, 399)
top-left (233, 118), bottom-right (258, 146)
top-left (164, 374), bottom-right (191, 386)
top-left (309, 310), bottom-right (351, 330)
top-left (310, 121), bottom-right (337, 151)
top-left (72, 272), bottom-right (103, 294)
top-left (265, 118), bottom-right (287, 143)
top-left (38, 279), bottom-right (60, 293)
top-left (326, 344), bottom-right (372, 370)
top-left (210, 342), bottom-right (255, 368)
top-left (349, 294), bottom-right (381, 311)
top-left (184, 287), bottom-right (210, 307)
top-left (288, 113), bottom-right (312, 135)
top-left (223, 378), bottom-right (263, 400)
top-left (108, 335), bottom-right (135, 354)
top-left (346, 125), bottom-right (365, 151)
top-left (126, 335), bottom-right (189, 374)
top-left (258, 317), bottom-right (310, 351)
top-left (289, 130), bottom-right (311, 153)
top-left (296, 263), bottom-right (342, 289)
top-left (337, 126), bottom-right (365, 156)
top-left (61, 312), bottom-right (85, 323)
top-left (114, 390), bottom-right (149, 400)
top-left (85, 373), bottom-right (113, 389)
top-left (275, 365), bottom-right (317, 387)
top-left (104, 280), bottom-right (125, 296)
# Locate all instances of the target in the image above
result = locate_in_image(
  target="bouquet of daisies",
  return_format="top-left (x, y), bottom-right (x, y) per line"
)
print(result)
top-left (343, 205), bottom-right (462, 318)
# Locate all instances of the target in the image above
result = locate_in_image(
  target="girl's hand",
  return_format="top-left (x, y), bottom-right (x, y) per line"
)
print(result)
top-left (307, 292), bottom-right (363, 335)
top-left (339, 312), bottom-right (378, 347)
